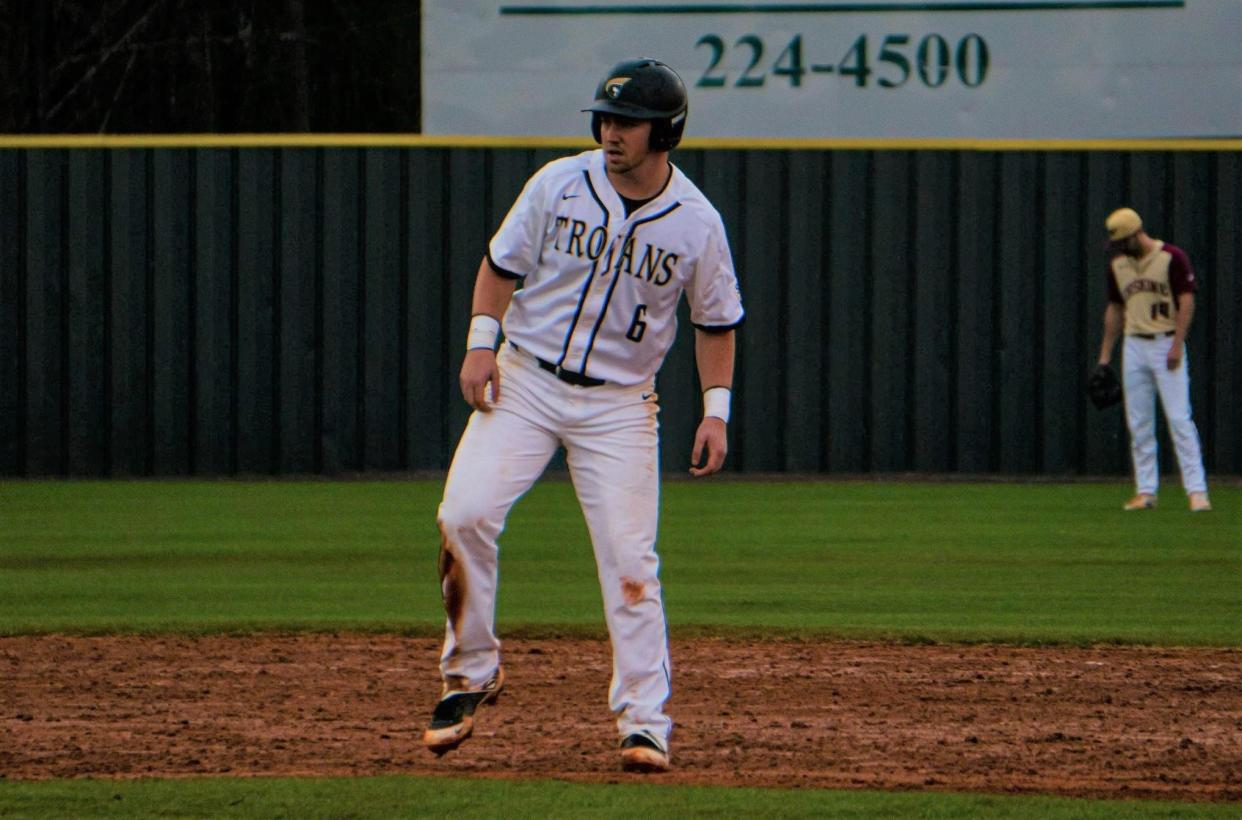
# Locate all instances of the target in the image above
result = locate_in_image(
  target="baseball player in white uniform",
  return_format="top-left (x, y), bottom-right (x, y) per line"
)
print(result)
top-left (1096, 207), bottom-right (1211, 512)
top-left (422, 58), bottom-right (745, 773)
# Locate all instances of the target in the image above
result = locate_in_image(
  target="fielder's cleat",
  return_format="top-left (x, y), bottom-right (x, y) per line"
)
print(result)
top-left (619, 732), bottom-right (670, 773)
top-left (423, 666), bottom-right (505, 756)
top-left (1123, 493), bottom-right (1157, 511)
top-left (1189, 492), bottom-right (1212, 512)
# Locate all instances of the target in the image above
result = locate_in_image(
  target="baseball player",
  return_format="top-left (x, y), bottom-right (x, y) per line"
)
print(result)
top-left (1096, 207), bottom-right (1211, 512)
top-left (422, 57), bottom-right (744, 773)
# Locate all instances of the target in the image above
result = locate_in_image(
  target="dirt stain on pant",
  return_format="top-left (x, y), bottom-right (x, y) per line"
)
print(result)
top-left (438, 524), bottom-right (466, 635)
top-left (621, 576), bottom-right (645, 607)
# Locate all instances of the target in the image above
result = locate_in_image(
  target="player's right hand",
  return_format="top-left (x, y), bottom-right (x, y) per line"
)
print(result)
top-left (460, 349), bottom-right (500, 411)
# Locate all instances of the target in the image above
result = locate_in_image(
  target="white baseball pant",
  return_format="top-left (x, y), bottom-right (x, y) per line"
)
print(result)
top-left (435, 343), bottom-right (672, 744)
top-left (1122, 334), bottom-right (1208, 496)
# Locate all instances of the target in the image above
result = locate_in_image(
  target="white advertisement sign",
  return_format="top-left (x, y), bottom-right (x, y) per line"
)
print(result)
top-left (422, 0), bottom-right (1242, 140)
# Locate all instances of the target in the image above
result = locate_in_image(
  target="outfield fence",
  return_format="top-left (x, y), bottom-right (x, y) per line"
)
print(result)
top-left (1, 141), bottom-right (1238, 477)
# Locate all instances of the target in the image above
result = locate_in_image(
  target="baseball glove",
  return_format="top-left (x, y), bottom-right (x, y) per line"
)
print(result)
top-left (1087, 363), bottom-right (1122, 410)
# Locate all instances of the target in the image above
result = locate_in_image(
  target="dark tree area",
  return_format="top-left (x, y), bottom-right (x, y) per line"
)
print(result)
top-left (0, 0), bottom-right (421, 133)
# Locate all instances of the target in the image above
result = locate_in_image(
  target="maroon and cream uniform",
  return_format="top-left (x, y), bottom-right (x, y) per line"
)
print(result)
top-left (1106, 240), bottom-right (1197, 335)
top-left (1105, 238), bottom-right (1207, 499)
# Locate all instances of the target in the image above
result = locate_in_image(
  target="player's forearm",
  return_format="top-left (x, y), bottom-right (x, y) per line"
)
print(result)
top-left (1098, 305), bottom-right (1123, 364)
top-left (694, 329), bottom-right (735, 393)
top-left (1173, 293), bottom-right (1194, 342)
top-left (471, 256), bottom-right (517, 320)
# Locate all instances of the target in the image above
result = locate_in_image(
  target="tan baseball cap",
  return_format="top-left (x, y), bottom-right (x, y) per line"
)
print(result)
top-left (1105, 207), bottom-right (1142, 241)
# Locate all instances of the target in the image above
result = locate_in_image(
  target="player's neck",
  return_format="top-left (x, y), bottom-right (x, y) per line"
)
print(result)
top-left (1136, 234), bottom-right (1159, 258)
top-left (607, 154), bottom-right (671, 201)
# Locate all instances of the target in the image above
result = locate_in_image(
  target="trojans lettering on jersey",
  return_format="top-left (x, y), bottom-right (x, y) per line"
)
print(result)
top-left (552, 217), bottom-right (679, 287)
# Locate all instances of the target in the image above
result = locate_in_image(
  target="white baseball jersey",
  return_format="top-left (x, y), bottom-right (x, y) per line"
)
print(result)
top-left (487, 149), bottom-right (745, 386)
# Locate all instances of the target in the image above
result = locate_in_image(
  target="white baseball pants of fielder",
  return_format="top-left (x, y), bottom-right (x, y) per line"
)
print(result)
top-left (1121, 334), bottom-right (1208, 496)
top-left (436, 343), bottom-right (672, 745)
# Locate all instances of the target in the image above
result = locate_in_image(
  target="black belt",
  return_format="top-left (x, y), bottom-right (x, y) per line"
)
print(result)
top-left (537, 358), bottom-right (605, 387)
top-left (511, 343), bottom-right (605, 387)
top-left (1131, 331), bottom-right (1175, 339)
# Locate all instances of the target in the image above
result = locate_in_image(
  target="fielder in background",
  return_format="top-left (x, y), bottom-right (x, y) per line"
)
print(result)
top-left (423, 57), bottom-right (745, 773)
top-left (1096, 207), bottom-right (1211, 512)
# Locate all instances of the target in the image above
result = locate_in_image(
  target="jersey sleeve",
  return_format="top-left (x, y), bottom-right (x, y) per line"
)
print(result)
top-left (1167, 245), bottom-right (1199, 295)
top-left (686, 217), bottom-right (745, 331)
top-left (487, 164), bottom-right (555, 279)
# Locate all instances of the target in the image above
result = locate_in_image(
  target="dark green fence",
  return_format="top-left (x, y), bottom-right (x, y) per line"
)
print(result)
top-left (1, 145), bottom-right (1238, 477)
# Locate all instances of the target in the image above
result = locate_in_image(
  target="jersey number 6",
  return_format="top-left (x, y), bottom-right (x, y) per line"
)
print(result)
top-left (626, 304), bottom-right (648, 343)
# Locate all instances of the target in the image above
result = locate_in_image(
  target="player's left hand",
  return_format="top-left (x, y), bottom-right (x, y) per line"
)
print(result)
top-left (1166, 343), bottom-right (1183, 371)
top-left (689, 417), bottom-right (727, 477)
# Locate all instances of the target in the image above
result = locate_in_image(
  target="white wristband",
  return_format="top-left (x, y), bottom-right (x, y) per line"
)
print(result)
top-left (703, 386), bottom-right (731, 424)
top-left (466, 314), bottom-right (501, 351)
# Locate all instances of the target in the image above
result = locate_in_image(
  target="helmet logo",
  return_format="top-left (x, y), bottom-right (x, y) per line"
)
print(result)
top-left (604, 77), bottom-right (630, 98)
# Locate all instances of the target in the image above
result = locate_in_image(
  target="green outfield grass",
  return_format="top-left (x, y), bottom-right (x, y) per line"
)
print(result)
top-left (0, 775), bottom-right (1236, 819)
top-left (2, 478), bottom-right (1238, 819)
top-left (0, 479), bottom-right (1237, 644)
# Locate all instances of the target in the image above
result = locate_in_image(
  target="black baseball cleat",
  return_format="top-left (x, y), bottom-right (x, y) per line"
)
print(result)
top-left (423, 666), bottom-right (505, 756)
top-left (619, 732), bottom-right (670, 773)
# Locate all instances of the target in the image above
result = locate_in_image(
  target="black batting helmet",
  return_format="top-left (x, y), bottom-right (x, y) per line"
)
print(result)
top-left (583, 58), bottom-right (688, 152)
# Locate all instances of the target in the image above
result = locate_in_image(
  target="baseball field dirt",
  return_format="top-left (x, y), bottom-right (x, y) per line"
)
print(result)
top-left (2, 635), bottom-right (1239, 802)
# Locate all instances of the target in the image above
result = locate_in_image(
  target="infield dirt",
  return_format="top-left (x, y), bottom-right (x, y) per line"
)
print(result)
top-left (2, 635), bottom-right (1239, 802)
